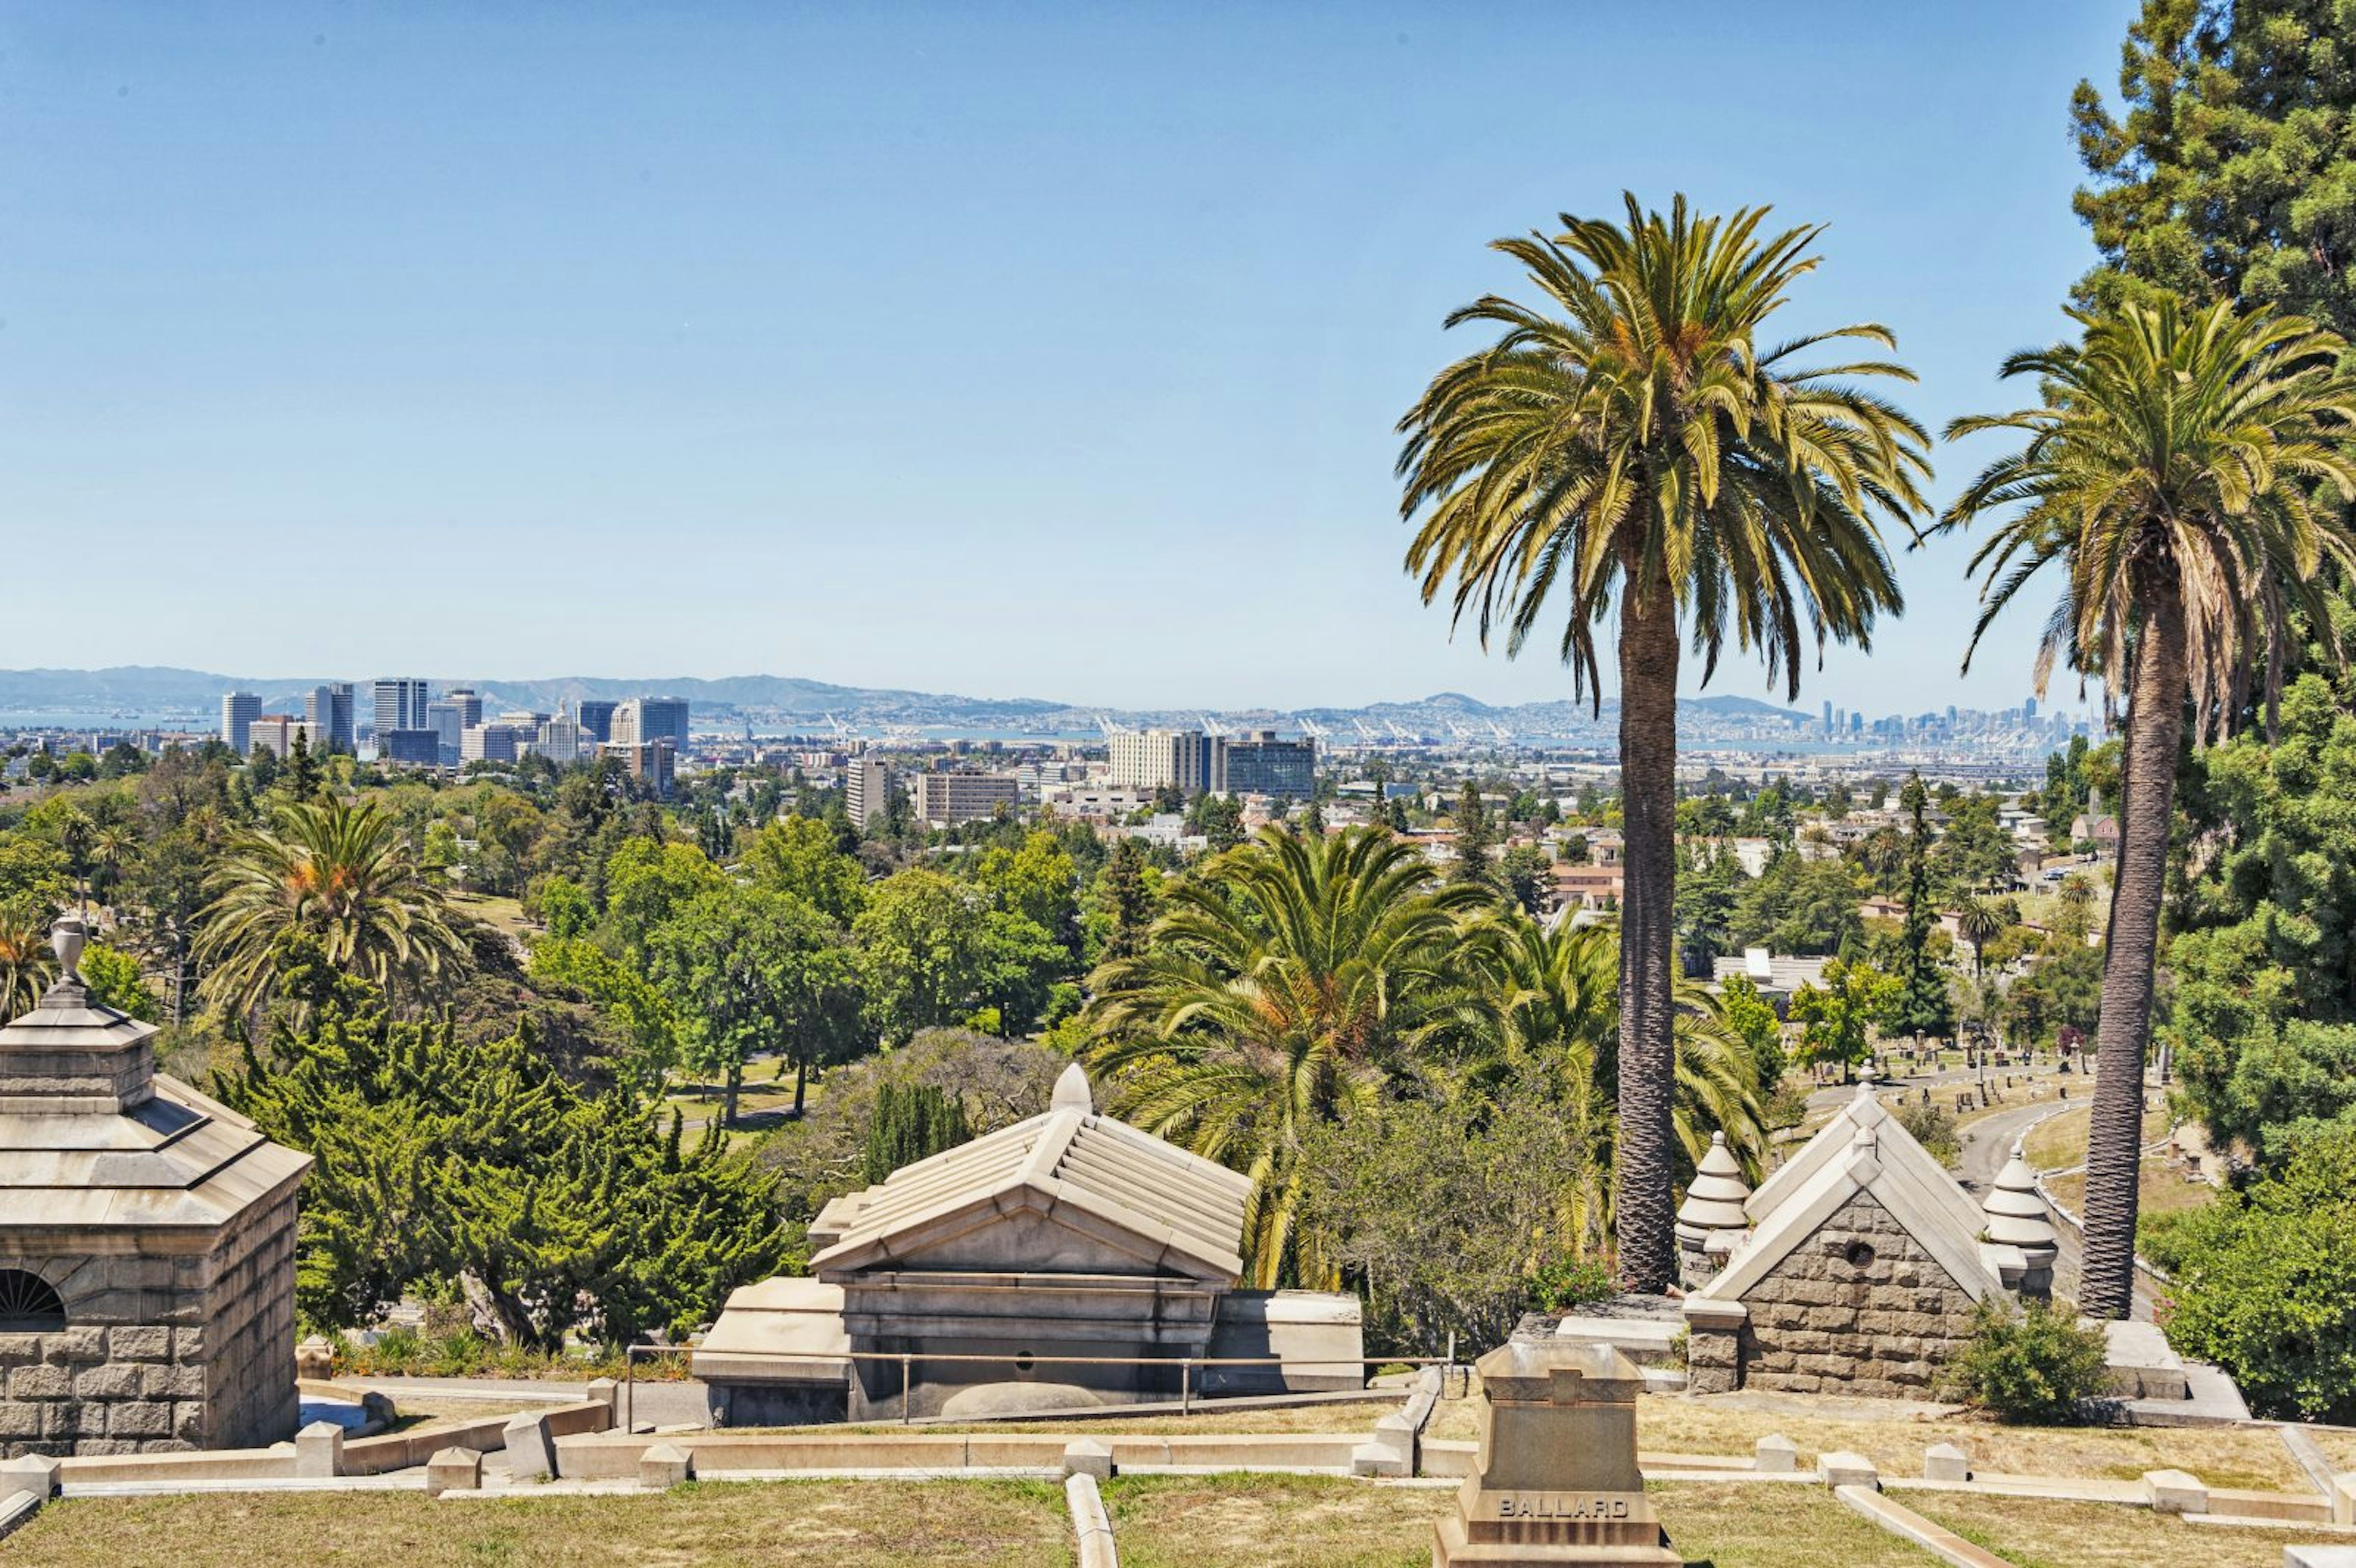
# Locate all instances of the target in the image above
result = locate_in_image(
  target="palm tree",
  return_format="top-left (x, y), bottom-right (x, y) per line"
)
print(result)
top-left (1081, 826), bottom-right (1495, 1288)
top-left (1461, 914), bottom-right (1768, 1253)
top-left (1397, 194), bottom-right (1931, 1289)
top-left (196, 795), bottom-right (470, 1019)
top-left (1956, 896), bottom-right (2006, 975)
top-left (0, 914), bottom-right (55, 1017)
top-left (1939, 297), bottom-right (2356, 1316)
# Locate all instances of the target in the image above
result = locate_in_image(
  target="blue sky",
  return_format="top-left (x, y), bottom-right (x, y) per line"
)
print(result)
top-left (0, 2), bottom-right (2136, 716)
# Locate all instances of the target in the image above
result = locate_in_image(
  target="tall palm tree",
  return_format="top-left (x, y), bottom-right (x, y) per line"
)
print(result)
top-left (1082, 826), bottom-right (1495, 1288)
top-left (196, 795), bottom-right (470, 1019)
top-left (1940, 297), bottom-right (2356, 1316)
top-left (1955, 896), bottom-right (2016, 975)
top-left (1397, 194), bottom-right (1930, 1289)
top-left (0, 914), bottom-right (55, 1017)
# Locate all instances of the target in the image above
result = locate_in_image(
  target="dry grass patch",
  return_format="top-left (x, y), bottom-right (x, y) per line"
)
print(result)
top-left (1913, 1492), bottom-right (2348, 1568)
top-left (1426, 1393), bottom-right (2302, 1490)
top-left (1104, 1475), bottom-right (1948, 1567)
top-left (3, 1480), bottom-right (1071, 1568)
top-left (2044, 1158), bottom-right (2212, 1220)
top-left (2022, 1106), bottom-right (2171, 1172)
top-left (2312, 1428), bottom-right (2356, 1472)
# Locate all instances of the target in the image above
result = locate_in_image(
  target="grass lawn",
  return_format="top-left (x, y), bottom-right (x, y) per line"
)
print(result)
top-left (2043, 1159), bottom-right (2213, 1221)
top-left (2021, 1106), bottom-right (2172, 1172)
top-left (4, 1480), bottom-right (1073, 1568)
top-left (1104, 1475), bottom-right (1948, 1567)
top-left (447, 891), bottom-right (532, 940)
top-left (1913, 1492), bottom-right (2351, 1568)
top-left (1423, 1393), bottom-right (2303, 1491)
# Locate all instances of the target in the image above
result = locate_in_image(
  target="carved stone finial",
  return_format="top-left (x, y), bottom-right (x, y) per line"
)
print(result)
top-left (1051, 1061), bottom-right (1093, 1115)
top-left (51, 916), bottom-right (87, 983)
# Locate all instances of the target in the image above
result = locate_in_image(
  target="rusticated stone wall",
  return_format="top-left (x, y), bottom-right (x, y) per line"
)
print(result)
top-left (0, 1192), bottom-right (301, 1457)
top-left (1734, 1189), bottom-right (1978, 1399)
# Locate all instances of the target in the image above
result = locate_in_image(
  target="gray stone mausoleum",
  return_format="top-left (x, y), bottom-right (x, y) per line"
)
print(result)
top-left (0, 919), bottom-right (310, 1456)
top-left (698, 1064), bottom-right (1362, 1422)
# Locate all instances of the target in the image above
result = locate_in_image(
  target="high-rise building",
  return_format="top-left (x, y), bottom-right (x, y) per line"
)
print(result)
top-left (424, 701), bottom-right (464, 763)
top-left (247, 715), bottom-right (312, 758)
top-left (219, 693), bottom-right (260, 756)
top-left (372, 678), bottom-right (432, 740)
top-left (2023, 696), bottom-right (2038, 722)
top-left (612, 697), bottom-right (690, 752)
top-left (379, 731), bottom-right (442, 767)
top-left (459, 723), bottom-right (523, 764)
top-left (443, 688), bottom-right (485, 730)
top-left (1821, 699), bottom-right (1833, 736)
top-left (535, 712), bottom-right (586, 765)
top-left (1105, 729), bottom-right (1217, 795)
top-left (844, 756), bottom-right (895, 828)
top-left (602, 739), bottom-right (675, 796)
top-left (909, 770), bottom-right (1019, 826)
top-left (575, 699), bottom-right (619, 744)
top-left (304, 683), bottom-right (355, 754)
top-left (1215, 732), bottom-right (1316, 799)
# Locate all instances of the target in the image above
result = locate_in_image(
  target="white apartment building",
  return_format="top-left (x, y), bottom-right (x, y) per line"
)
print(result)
top-left (910, 770), bottom-right (1020, 827)
top-left (1104, 729), bottom-right (1215, 794)
top-left (844, 756), bottom-right (894, 828)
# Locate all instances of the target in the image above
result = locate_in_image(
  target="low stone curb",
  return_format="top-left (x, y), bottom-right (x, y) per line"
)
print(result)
top-left (0, 1489), bottom-right (41, 1544)
top-left (1065, 1472), bottom-right (1117, 1568)
top-left (1835, 1483), bottom-right (2011, 1568)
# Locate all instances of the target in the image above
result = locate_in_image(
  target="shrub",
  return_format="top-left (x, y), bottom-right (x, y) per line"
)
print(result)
top-left (1894, 1099), bottom-right (1961, 1168)
top-left (1528, 1255), bottom-right (1619, 1313)
top-left (1943, 1298), bottom-right (2110, 1423)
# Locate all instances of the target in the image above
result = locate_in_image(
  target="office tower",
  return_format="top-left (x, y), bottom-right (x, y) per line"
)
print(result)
top-left (602, 739), bottom-right (675, 796)
top-left (459, 723), bottom-right (523, 764)
top-left (909, 770), bottom-right (1020, 826)
top-left (424, 701), bottom-right (464, 763)
top-left (220, 693), bottom-right (260, 756)
top-left (1104, 729), bottom-right (1216, 794)
top-left (304, 683), bottom-right (355, 753)
top-left (2023, 696), bottom-right (2038, 722)
top-left (379, 731), bottom-right (442, 767)
top-left (845, 756), bottom-right (895, 828)
top-left (1821, 699), bottom-right (1833, 735)
top-left (612, 696), bottom-right (691, 752)
top-left (372, 678), bottom-right (432, 739)
top-left (536, 712), bottom-right (586, 765)
top-left (443, 688), bottom-right (485, 729)
top-left (1215, 732), bottom-right (1317, 799)
top-left (247, 715), bottom-right (307, 758)
top-left (575, 699), bottom-right (618, 744)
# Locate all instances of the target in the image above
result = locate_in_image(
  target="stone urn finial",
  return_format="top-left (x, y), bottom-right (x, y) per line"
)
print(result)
top-left (51, 915), bottom-right (87, 982)
top-left (1983, 1150), bottom-right (2060, 1299)
top-left (1675, 1131), bottom-right (1754, 1289)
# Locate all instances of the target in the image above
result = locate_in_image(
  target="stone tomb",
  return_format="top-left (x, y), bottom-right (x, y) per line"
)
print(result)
top-left (0, 920), bottom-right (310, 1455)
top-left (698, 1064), bottom-right (1363, 1422)
top-left (1432, 1340), bottom-right (1677, 1567)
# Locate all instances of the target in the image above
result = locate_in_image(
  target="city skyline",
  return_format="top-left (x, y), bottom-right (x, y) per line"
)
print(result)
top-left (2, 3), bottom-right (2134, 711)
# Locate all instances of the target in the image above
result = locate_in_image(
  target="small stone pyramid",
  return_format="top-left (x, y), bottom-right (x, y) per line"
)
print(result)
top-left (1675, 1131), bottom-right (1752, 1288)
top-left (1981, 1150), bottom-right (2059, 1298)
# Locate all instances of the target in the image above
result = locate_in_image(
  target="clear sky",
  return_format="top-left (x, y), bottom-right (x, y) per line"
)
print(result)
top-left (0, 2), bottom-right (2136, 716)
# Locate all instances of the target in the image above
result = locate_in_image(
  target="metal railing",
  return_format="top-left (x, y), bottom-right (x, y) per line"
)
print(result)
top-left (622, 1342), bottom-right (1459, 1432)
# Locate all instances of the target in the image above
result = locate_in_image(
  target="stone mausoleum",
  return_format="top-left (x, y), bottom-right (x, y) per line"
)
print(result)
top-left (0, 919), bottom-right (310, 1455)
top-left (698, 1064), bottom-right (1363, 1423)
top-left (1680, 1078), bottom-right (2053, 1400)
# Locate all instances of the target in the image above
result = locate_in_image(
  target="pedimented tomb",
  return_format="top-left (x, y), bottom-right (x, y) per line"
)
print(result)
top-left (699, 1064), bottom-right (1361, 1422)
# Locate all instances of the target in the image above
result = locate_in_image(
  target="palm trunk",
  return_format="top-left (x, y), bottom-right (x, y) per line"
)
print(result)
top-left (2081, 573), bottom-right (2188, 1320)
top-left (1615, 563), bottom-right (1680, 1295)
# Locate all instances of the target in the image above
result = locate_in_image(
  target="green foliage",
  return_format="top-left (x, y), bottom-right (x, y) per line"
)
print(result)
top-left (1715, 974), bottom-right (1785, 1088)
top-left (1886, 774), bottom-right (1956, 1041)
top-left (1944, 1298), bottom-right (2112, 1424)
top-left (1496, 844), bottom-right (1550, 915)
top-left (1450, 782), bottom-right (1493, 887)
top-left (215, 983), bottom-right (789, 1348)
top-left (526, 935), bottom-right (680, 1091)
top-left (533, 875), bottom-right (595, 940)
top-left (2073, 0), bottom-right (2356, 338)
top-left (1788, 960), bottom-right (1895, 1072)
top-left (601, 838), bottom-right (727, 953)
top-left (860, 1082), bottom-right (971, 1185)
top-left (77, 942), bottom-right (160, 1022)
top-left (744, 815), bottom-right (868, 924)
top-left (2143, 1125), bottom-right (2356, 1422)
top-left (2003, 940), bottom-right (2103, 1050)
top-left (1526, 1255), bottom-right (1619, 1313)
top-left (853, 868), bottom-right (1065, 1043)
top-left (1728, 855), bottom-right (1863, 958)
top-left (1893, 1098), bottom-right (1961, 1169)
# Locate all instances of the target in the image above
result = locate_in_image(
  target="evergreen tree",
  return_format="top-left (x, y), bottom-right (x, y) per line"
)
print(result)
top-left (285, 731), bottom-right (321, 799)
top-left (1098, 837), bottom-right (1153, 964)
top-left (1887, 773), bottom-right (1955, 1040)
top-left (860, 1082), bottom-right (971, 1183)
top-left (1450, 780), bottom-right (1494, 887)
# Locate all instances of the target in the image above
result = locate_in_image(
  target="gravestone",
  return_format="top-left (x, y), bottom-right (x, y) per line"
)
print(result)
top-left (1431, 1340), bottom-right (1678, 1567)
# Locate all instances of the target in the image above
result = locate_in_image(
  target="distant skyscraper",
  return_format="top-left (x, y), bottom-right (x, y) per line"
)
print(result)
top-left (845, 756), bottom-right (895, 828)
top-left (304, 683), bottom-right (355, 753)
top-left (575, 699), bottom-right (618, 744)
top-left (372, 678), bottom-right (431, 740)
top-left (1106, 729), bottom-right (1216, 794)
top-left (424, 701), bottom-right (464, 763)
top-left (2023, 695), bottom-right (2038, 722)
top-left (443, 688), bottom-right (485, 729)
top-left (536, 712), bottom-right (586, 765)
top-left (611, 696), bottom-right (690, 752)
top-left (460, 723), bottom-right (523, 764)
top-left (219, 692), bottom-right (260, 756)
top-left (1821, 699), bottom-right (1833, 736)
top-left (379, 730), bottom-right (441, 767)
top-left (1216, 732), bottom-right (1316, 799)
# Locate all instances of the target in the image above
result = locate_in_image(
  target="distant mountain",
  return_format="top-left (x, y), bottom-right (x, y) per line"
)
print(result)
top-left (0, 667), bottom-right (1816, 742)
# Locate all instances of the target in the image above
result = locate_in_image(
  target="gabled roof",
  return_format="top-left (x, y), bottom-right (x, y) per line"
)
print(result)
top-left (1695, 1082), bottom-right (2004, 1307)
top-left (807, 1066), bottom-right (1250, 1283)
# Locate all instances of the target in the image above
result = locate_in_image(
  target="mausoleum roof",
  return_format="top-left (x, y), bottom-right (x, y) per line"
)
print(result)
top-left (807, 1064), bottom-right (1250, 1283)
top-left (0, 921), bottom-right (310, 1237)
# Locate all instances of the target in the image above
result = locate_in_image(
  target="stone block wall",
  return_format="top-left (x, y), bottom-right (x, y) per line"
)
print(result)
top-left (1728, 1190), bottom-right (1979, 1400)
top-left (0, 1319), bottom-right (209, 1456)
top-left (196, 1193), bottom-right (301, 1450)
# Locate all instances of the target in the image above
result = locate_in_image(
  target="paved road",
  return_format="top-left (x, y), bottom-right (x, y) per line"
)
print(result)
top-left (1950, 1091), bottom-right (2160, 1323)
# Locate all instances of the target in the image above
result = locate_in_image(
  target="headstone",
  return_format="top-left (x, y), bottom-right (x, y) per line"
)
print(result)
top-left (1431, 1340), bottom-right (1679, 1566)
top-left (425, 1446), bottom-right (482, 1497)
top-left (1923, 1442), bottom-right (1970, 1482)
top-left (639, 1442), bottom-right (693, 1489)
top-left (1752, 1435), bottom-right (1798, 1474)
